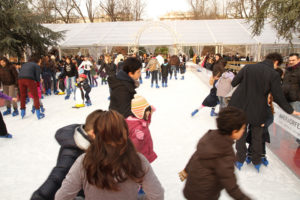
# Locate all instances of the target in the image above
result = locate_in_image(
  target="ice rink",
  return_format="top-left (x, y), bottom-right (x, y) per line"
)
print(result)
top-left (1, 67), bottom-right (300, 200)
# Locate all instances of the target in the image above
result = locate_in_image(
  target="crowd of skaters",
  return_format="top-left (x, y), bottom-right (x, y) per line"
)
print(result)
top-left (1, 50), bottom-right (300, 200)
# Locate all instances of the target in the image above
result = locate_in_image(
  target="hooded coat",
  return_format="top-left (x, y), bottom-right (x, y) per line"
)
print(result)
top-left (31, 124), bottom-right (91, 200)
top-left (108, 70), bottom-right (137, 118)
top-left (183, 130), bottom-right (250, 200)
top-left (229, 60), bottom-right (293, 126)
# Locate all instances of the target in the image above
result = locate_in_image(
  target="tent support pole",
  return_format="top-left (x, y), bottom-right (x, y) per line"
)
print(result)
top-left (58, 47), bottom-right (62, 60)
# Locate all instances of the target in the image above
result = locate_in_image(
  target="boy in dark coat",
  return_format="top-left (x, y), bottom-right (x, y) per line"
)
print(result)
top-left (229, 52), bottom-right (300, 171)
top-left (161, 59), bottom-right (170, 87)
top-left (30, 110), bottom-right (103, 200)
top-left (108, 57), bottom-right (141, 118)
top-left (180, 107), bottom-right (251, 200)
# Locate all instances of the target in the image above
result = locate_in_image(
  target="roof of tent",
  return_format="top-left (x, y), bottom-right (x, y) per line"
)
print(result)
top-left (43, 19), bottom-right (300, 48)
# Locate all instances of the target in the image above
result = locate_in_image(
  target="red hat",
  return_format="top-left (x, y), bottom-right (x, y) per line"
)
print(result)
top-left (79, 74), bottom-right (87, 79)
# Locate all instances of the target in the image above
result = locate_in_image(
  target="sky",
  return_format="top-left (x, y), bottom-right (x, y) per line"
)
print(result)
top-left (144, 0), bottom-right (190, 20)
top-left (80, 0), bottom-right (191, 21)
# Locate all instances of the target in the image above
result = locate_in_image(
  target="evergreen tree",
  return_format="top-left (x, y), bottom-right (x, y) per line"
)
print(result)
top-left (0, 0), bottom-right (63, 58)
top-left (249, 0), bottom-right (300, 42)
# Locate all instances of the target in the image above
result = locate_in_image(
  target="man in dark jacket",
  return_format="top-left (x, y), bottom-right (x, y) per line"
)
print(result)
top-left (18, 55), bottom-right (44, 119)
top-left (181, 107), bottom-right (250, 200)
top-left (229, 52), bottom-right (300, 171)
top-left (0, 57), bottom-right (19, 116)
top-left (108, 57), bottom-right (141, 118)
top-left (282, 53), bottom-right (300, 112)
top-left (30, 110), bottom-right (103, 200)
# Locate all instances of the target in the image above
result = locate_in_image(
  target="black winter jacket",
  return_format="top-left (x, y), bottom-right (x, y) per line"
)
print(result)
top-left (229, 60), bottom-right (293, 126)
top-left (99, 62), bottom-right (117, 77)
top-left (19, 62), bottom-right (41, 82)
top-left (161, 63), bottom-right (170, 78)
top-left (77, 79), bottom-right (91, 93)
top-left (108, 70), bottom-right (137, 118)
top-left (282, 62), bottom-right (300, 102)
top-left (60, 63), bottom-right (78, 78)
top-left (31, 124), bottom-right (90, 200)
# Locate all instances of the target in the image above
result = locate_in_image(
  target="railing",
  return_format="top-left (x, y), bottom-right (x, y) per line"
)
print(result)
top-left (225, 61), bottom-right (257, 72)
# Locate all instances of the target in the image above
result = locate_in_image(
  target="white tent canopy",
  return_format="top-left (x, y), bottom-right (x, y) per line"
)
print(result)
top-left (44, 19), bottom-right (300, 49)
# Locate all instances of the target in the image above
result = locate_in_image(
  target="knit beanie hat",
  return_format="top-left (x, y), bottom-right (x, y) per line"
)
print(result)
top-left (131, 95), bottom-right (150, 119)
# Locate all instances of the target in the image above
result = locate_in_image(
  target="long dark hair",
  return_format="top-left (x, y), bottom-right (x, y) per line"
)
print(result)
top-left (83, 110), bottom-right (145, 191)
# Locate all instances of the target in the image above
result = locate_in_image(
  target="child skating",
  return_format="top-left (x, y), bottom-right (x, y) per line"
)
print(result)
top-left (180, 107), bottom-right (251, 200)
top-left (73, 74), bottom-right (91, 108)
top-left (191, 78), bottom-right (219, 117)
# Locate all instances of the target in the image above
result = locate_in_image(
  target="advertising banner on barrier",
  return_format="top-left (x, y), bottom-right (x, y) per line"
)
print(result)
top-left (268, 103), bottom-right (300, 179)
top-left (273, 104), bottom-right (300, 139)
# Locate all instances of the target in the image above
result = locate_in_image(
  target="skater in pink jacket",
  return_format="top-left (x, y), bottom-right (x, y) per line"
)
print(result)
top-left (126, 95), bottom-right (157, 163)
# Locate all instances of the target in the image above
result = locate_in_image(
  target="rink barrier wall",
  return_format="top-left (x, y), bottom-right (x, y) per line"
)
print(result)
top-left (187, 62), bottom-right (300, 179)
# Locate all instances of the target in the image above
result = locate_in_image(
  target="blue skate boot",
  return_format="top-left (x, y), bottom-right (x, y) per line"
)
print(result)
top-left (245, 156), bottom-right (252, 164)
top-left (36, 109), bottom-right (45, 120)
top-left (40, 105), bottom-right (45, 113)
top-left (0, 133), bottom-right (12, 138)
top-left (12, 109), bottom-right (19, 117)
top-left (254, 163), bottom-right (262, 172)
top-left (21, 109), bottom-right (26, 119)
top-left (261, 157), bottom-right (269, 166)
top-left (31, 106), bottom-right (36, 114)
top-left (210, 108), bottom-right (218, 116)
top-left (191, 109), bottom-right (199, 117)
top-left (235, 161), bottom-right (243, 170)
top-left (86, 100), bottom-right (92, 106)
top-left (3, 107), bottom-right (11, 116)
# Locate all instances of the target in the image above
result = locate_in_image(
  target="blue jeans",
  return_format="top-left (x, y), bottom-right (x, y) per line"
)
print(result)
top-left (51, 72), bottom-right (57, 92)
top-left (170, 66), bottom-right (177, 78)
top-left (162, 77), bottom-right (168, 85)
top-left (66, 77), bottom-right (76, 96)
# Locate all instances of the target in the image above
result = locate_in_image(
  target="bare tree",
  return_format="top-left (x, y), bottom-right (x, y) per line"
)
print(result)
top-left (100, 0), bottom-right (119, 21)
top-left (85, 0), bottom-right (101, 22)
top-left (28, 0), bottom-right (56, 23)
top-left (119, 0), bottom-right (132, 21)
top-left (52, 0), bottom-right (78, 23)
top-left (187, 0), bottom-right (208, 19)
top-left (209, 0), bottom-right (219, 19)
top-left (71, 0), bottom-right (87, 23)
top-left (132, 0), bottom-right (146, 21)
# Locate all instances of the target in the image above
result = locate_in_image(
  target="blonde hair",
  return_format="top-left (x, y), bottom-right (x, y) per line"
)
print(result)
top-left (104, 54), bottom-right (112, 64)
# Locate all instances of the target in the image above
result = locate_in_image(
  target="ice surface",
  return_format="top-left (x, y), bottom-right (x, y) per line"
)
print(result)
top-left (1, 67), bottom-right (300, 200)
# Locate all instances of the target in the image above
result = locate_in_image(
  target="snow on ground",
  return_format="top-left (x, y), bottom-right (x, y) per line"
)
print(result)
top-left (1, 67), bottom-right (300, 200)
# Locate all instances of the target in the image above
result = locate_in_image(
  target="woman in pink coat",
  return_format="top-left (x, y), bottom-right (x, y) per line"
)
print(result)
top-left (126, 95), bottom-right (157, 163)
